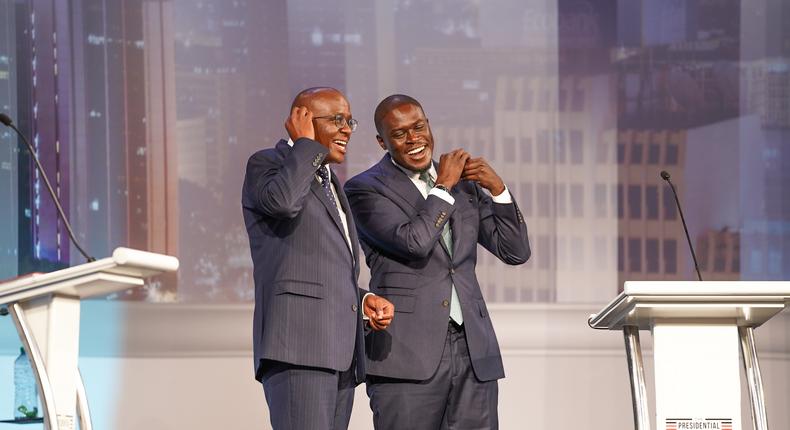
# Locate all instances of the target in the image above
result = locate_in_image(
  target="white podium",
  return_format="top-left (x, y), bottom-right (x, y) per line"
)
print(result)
top-left (589, 281), bottom-right (790, 430)
top-left (0, 247), bottom-right (178, 430)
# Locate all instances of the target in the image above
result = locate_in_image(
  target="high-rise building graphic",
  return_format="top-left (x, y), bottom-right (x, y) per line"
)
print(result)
top-left (171, 0), bottom-right (293, 300)
top-left (0, 0), bottom-right (179, 297)
top-left (71, 0), bottom-right (179, 300)
top-left (1, 0), bottom-right (786, 305)
top-left (0, 0), bottom-right (19, 279)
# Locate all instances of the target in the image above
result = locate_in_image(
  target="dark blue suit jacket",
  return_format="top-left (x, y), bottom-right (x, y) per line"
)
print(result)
top-left (344, 154), bottom-right (530, 382)
top-left (242, 138), bottom-right (366, 382)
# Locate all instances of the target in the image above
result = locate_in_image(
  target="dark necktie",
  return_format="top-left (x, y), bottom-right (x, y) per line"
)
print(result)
top-left (316, 165), bottom-right (340, 213)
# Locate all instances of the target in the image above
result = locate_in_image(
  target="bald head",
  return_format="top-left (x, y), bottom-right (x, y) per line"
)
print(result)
top-left (291, 87), bottom-right (344, 111)
top-left (374, 94), bottom-right (424, 135)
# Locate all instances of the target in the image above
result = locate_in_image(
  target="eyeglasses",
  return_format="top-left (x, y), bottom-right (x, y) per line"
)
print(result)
top-left (390, 120), bottom-right (428, 140)
top-left (313, 114), bottom-right (358, 132)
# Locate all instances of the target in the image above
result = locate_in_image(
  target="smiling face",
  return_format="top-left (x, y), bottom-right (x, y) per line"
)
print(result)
top-left (304, 90), bottom-right (353, 164)
top-left (376, 102), bottom-right (434, 172)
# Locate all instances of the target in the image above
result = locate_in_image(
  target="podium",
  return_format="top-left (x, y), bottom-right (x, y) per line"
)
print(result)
top-left (0, 248), bottom-right (179, 430)
top-left (589, 281), bottom-right (790, 430)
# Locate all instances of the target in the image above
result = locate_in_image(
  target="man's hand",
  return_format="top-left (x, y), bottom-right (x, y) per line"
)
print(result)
top-left (435, 149), bottom-right (471, 190)
top-left (462, 157), bottom-right (506, 195)
top-left (363, 295), bottom-right (395, 331)
top-left (285, 106), bottom-right (315, 141)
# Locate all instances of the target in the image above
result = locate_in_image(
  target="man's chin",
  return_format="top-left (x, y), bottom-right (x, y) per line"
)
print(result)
top-left (413, 159), bottom-right (432, 172)
top-left (327, 152), bottom-right (346, 164)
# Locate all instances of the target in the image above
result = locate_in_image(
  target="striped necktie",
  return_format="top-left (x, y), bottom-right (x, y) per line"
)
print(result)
top-left (420, 171), bottom-right (463, 325)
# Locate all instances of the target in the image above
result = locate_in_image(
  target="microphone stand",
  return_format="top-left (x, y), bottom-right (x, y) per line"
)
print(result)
top-left (0, 113), bottom-right (95, 263)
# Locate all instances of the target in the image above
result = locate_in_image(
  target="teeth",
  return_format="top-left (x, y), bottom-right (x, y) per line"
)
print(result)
top-left (408, 145), bottom-right (425, 155)
top-left (333, 140), bottom-right (347, 146)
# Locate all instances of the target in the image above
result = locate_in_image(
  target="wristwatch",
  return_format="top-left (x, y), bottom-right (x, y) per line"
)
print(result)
top-left (433, 184), bottom-right (450, 193)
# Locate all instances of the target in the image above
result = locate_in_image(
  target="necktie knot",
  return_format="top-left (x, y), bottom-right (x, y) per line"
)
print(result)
top-left (420, 171), bottom-right (434, 190)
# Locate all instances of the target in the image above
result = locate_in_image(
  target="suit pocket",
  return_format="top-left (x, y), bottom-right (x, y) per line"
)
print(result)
top-left (380, 293), bottom-right (416, 313)
top-left (273, 280), bottom-right (324, 299)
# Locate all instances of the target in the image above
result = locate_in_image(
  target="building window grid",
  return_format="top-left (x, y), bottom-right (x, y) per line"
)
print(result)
top-left (630, 142), bottom-right (643, 164)
top-left (646, 185), bottom-right (659, 220)
top-left (569, 130), bottom-right (583, 164)
top-left (556, 184), bottom-right (567, 218)
top-left (570, 184), bottom-right (584, 217)
top-left (593, 184), bottom-right (607, 218)
top-left (646, 238), bottom-right (660, 273)
top-left (628, 238), bottom-right (642, 273)
top-left (664, 239), bottom-right (678, 274)
top-left (503, 136), bottom-right (516, 162)
top-left (520, 136), bottom-right (533, 163)
top-left (628, 185), bottom-right (642, 219)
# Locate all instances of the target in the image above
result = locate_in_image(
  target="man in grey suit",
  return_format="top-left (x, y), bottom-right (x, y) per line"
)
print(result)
top-left (242, 87), bottom-right (394, 430)
top-left (344, 94), bottom-right (531, 429)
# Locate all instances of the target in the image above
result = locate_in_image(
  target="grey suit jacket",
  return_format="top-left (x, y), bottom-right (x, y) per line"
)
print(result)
top-left (344, 154), bottom-right (530, 382)
top-left (242, 138), bottom-right (366, 382)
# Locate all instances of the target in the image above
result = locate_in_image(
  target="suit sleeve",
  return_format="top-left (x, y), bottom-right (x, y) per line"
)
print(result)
top-left (475, 183), bottom-right (531, 265)
top-left (345, 179), bottom-right (455, 260)
top-left (243, 138), bottom-right (328, 219)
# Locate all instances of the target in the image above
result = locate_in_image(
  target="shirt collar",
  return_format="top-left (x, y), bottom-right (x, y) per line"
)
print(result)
top-left (390, 157), bottom-right (436, 182)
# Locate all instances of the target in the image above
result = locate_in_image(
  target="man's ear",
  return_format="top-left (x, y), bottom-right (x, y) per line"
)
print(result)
top-left (376, 135), bottom-right (386, 151)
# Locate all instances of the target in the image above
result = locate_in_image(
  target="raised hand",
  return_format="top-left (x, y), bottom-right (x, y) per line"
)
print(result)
top-left (364, 295), bottom-right (395, 331)
top-left (462, 157), bottom-right (506, 195)
top-left (435, 149), bottom-right (471, 190)
top-left (284, 106), bottom-right (315, 141)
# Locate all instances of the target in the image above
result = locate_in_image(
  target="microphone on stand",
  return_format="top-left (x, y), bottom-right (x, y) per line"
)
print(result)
top-left (0, 113), bottom-right (95, 263)
top-left (660, 170), bottom-right (702, 281)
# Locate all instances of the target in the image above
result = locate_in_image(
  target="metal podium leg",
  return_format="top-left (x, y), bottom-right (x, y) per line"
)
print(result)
top-left (9, 302), bottom-right (60, 430)
top-left (76, 369), bottom-right (93, 430)
top-left (739, 326), bottom-right (769, 430)
top-left (624, 326), bottom-right (651, 430)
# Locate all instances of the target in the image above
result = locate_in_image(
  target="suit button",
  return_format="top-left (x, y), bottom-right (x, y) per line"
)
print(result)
top-left (442, 300), bottom-right (449, 307)
top-left (450, 268), bottom-right (455, 274)
top-left (351, 304), bottom-right (358, 312)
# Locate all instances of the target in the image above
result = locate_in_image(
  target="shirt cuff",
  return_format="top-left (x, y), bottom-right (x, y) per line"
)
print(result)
top-left (428, 187), bottom-right (455, 205)
top-left (491, 186), bottom-right (513, 204)
top-left (361, 292), bottom-right (375, 320)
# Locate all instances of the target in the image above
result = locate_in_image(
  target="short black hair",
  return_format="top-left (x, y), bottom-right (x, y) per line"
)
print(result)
top-left (374, 94), bottom-right (424, 135)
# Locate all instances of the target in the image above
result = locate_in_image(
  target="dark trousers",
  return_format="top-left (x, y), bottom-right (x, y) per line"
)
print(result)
top-left (366, 323), bottom-right (499, 430)
top-left (261, 360), bottom-right (356, 430)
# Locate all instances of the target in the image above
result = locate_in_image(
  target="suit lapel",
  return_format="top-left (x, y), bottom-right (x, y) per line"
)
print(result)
top-left (331, 171), bottom-right (359, 265)
top-left (448, 185), bottom-right (465, 259)
top-left (310, 174), bottom-right (351, 258)
top-left (376, 156), bottom-right (454, 259)
top-left (374, 155), bottom-right (427, 212)
top-left (436, 162), bottom-right (458, 259)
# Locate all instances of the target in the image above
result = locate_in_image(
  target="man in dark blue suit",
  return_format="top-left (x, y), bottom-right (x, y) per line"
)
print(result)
top-left (242, 87), bottom-right (395, 430)
top-left (345, 94), bottom-right (531, 429)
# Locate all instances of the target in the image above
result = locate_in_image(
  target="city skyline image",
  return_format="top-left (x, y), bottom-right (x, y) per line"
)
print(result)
top-left (0, 0), bottom-right (787, 303)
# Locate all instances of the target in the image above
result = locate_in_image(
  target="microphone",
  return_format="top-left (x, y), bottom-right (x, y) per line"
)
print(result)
top-left (1, 113), bottom-right (95, 263)
top-left (660, 170), bottom-right (702, 281)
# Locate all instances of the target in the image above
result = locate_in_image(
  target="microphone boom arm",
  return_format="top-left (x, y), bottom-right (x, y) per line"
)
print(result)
top-left (2, 115), bottom-right (94, 263)
top-left (662, 171), bottom-right (702, 281)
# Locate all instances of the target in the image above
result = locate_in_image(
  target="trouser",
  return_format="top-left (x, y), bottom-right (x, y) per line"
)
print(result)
top-left (261, 359), bottom-right (356, 430)
top-left (367, 322), bottom-right (499, 430)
